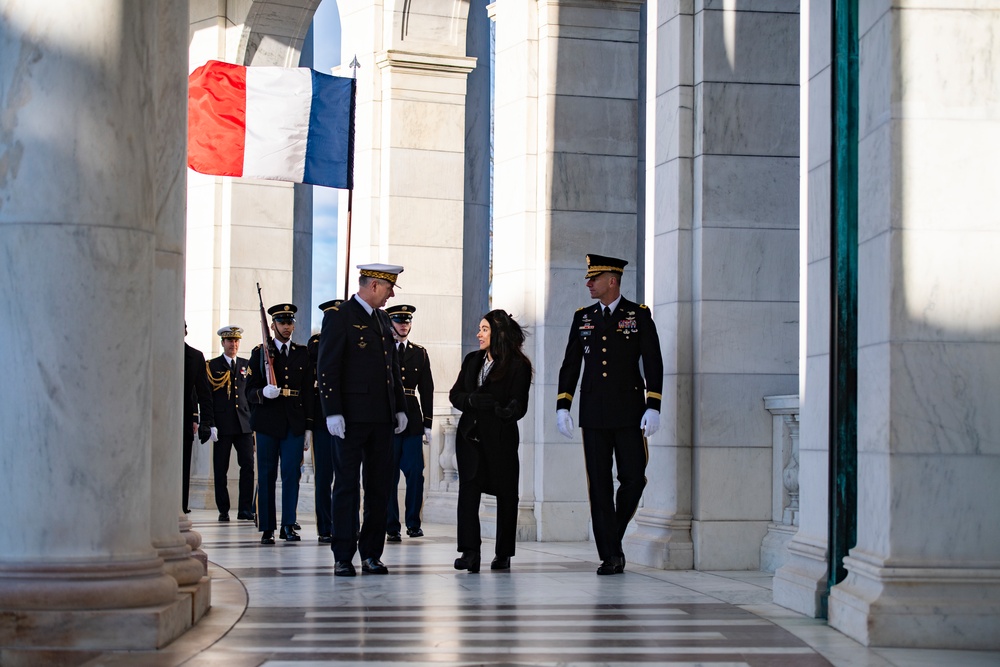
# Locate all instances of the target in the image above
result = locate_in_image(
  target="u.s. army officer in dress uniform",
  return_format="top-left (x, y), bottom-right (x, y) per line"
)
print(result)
top-left (556, 254), bottom-right (664, 575)
top-left (318, 264), bottom-right (408, 577)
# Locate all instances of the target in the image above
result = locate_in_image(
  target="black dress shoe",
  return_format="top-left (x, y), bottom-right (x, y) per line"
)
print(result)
top-left (454, 551), bottom-right (480, 573)
top-left (318, 534), bottom-right (332, 543)
top-left (596, 556), bottom-right (625, 575)
top-left (386, 532), bottom-right (402, 543)
top-left (293, 521), bottom-right (301, 530)
top-left (361, 558), bottom-right (389, 574)
top-left (260, 531), bottom-right (275, 545)
top-left (218, 513), bottom-right (230, 522)
top-left (406, 527), bottom-right (424, 538)
top-left (491, 556), bottom-right (511, 570)
top-left (279, 526), bottom-right (301, 542)
top-left (237, 511), bottom-right (255, 521)
top-left (334, 560), bottom-right (356, 577)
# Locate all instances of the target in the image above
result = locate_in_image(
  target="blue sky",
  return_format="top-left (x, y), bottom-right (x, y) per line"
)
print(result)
top-left (311, 1), bottom-right (342, 326)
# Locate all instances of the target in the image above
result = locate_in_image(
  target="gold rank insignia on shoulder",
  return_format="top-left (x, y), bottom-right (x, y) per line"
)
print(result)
top-left (640, 304), bottom-right (649, 309)
top-left (576, 307), bottom-right (584, 312)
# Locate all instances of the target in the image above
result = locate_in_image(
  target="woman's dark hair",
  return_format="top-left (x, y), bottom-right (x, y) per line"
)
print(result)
top-left (483, 309), bottom-right (532, 380)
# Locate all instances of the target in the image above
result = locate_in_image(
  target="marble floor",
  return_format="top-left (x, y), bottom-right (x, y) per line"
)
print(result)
top-left (67, 511), bottom-right (1000, 666)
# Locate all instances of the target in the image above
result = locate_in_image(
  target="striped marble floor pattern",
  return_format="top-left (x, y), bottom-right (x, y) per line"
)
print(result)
top-left (83, 512), bottom-right (1000, 667)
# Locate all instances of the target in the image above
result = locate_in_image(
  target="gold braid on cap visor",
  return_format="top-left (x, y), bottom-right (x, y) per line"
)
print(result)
top-left (360, 270), bottom-right (398, 284)
top-left (587, 265), bottom-right (623, 274)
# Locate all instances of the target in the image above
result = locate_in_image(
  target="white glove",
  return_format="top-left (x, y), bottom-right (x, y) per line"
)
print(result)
top-left (556, 409), bottom-right (574, 439)
top-left (210, 426), bottom-right (219, 443)
top-left (303, 430), bottom-right (312, 451)
top-left (326, 415), bottom-right (345, 439)
top-left (263, 384), bottom-right (280, 399)
top-left (424, 427), bottom-right (433, 444)
top-left (394, 411), bottom-right (408, 434)
top-left (640, 408), bottom-right (660, 438)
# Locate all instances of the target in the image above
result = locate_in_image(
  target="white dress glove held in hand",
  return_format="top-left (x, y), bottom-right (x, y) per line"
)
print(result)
top-left (210, 426), bottom-right (219, 443)
top-left (424, 427), bottom-right (432, 444)
top-left (263, 384), bottom-right (280, 399)
top-left (640, 409), bottom-right (660, 438)
top-left (394, 411), bottom-right (408, 434)
top-left (326, 415), bottom-right (345, 439)
top-left (556, 409), bottom-right (574, 439)
top-left (303, 430), bottom-right (312, 451)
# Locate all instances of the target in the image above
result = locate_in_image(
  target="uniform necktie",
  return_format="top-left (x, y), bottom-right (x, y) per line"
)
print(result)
top-left (230, 358), bottom-right (236, 373)
top-left (398, 342), bottom-right (404, 355)
top-left (603, 306), bottom-right (611, 321)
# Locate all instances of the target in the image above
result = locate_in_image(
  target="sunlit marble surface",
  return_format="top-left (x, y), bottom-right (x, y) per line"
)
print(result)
top-left (34, 512), bottom-right (996, 666)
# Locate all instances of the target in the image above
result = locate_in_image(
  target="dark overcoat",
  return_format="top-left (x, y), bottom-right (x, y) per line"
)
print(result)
top-left (449, 350), bottom-right (531, 497)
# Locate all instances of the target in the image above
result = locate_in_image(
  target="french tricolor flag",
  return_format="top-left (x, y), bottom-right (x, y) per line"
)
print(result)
top-left (187, 60), bottom-right (354, 189)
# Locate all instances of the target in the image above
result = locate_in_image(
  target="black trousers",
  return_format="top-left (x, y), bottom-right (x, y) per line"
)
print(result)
top-left (213, 432), bottom-right (254, 516)
top-left (313, 425), bottom-right (335, 536)
top-left (582, 426), bottom-right (648, 561)
top-left (330, 421), bottom-right (393, 562)
top-left (456, 438), bottom-right (518, 558)
top-left (182, 425), bottom-right (194, 512)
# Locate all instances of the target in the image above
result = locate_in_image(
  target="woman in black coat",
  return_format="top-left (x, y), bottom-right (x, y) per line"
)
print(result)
top-left (449, 309), bottom-right (532, 573)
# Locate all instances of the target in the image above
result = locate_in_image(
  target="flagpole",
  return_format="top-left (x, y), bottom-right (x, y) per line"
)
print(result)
top-left (342, 55), bottom-right (360, 300)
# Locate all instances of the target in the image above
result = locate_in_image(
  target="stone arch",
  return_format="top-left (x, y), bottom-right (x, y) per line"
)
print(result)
top-left (387, 0), bottom-right (471, 54)
top-left (237, 0), bottom-right (324, 67)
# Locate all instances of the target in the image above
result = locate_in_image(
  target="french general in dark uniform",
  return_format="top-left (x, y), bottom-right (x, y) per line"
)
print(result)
top-left (246, 303), bottom-right (313, 545)
top-left (205, 325), bottom-right (255, 522)
top-left (384, 304), bottom-right (434, 542)
top-left (318, 264), bottom-right (407, 576)
top-left (556, 254), bottom-right (664, 575)
top-left (306, 298), bottom-right (343, 543)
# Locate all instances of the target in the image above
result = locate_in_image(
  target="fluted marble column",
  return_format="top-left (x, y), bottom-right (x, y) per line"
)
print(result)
top-left (492, 0), bottom-right (645, 542)
top-left (150, 0), bottom-right (211, 617)
top-left (0, 0), bottom-right (190, 650)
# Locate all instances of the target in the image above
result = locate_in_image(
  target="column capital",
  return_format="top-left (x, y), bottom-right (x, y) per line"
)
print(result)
top-left (375, 50), bottom-right (477, 77)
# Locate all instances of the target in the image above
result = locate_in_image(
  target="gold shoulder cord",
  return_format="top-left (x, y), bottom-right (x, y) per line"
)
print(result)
top-left (206, 362), bottom-right (232, 397)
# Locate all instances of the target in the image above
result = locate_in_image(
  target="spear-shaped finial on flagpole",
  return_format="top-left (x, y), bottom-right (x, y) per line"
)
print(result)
top-left (349, 55), bottom-right (360, 77)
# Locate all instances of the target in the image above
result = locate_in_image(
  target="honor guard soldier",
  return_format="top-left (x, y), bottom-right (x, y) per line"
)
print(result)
top-left (318, 264), bottom-right (408, 576)
top-left (555, 254), bottom-right (664, 575)
top-left (384, 304), bottom-right (434, 542)
top-left (205, 325), bottom-right (255, 522)
top-left (307, 298), bottom-right (343, 543)
top-left (247, 304), bottom-right (314, 545)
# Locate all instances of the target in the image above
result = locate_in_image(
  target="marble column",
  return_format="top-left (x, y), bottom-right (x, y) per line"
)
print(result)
top-left (492, 0), bottom-right (645, 542)
top-left (773, 0), bottom-right (833, 619)
top-left (636, 0), bottom-right (800, 570)
top-left (151, 0), bottom-right (212, 620)
top-left (827, 4), bottom-right (1000, 648)
top-left (337, 1), bottom-right (475, 487)
top-left (0, 0), bottom-right (190, 651)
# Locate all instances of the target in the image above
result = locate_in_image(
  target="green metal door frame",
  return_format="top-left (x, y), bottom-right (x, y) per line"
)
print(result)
top-left (827, 0), bottom-right (859, 610)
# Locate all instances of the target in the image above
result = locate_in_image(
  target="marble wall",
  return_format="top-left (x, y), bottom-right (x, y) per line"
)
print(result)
top-left (826, 2), bottom-right (1000, 648)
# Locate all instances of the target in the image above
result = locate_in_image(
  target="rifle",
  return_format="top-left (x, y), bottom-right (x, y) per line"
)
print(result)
top-left (256, 282), bottom-right (278, 387)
